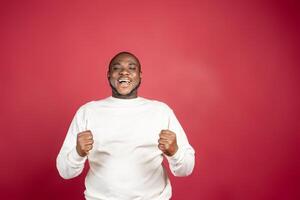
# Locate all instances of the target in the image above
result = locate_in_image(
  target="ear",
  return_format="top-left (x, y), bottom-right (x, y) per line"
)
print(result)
top-left (107, 71), bottom-right (110, 79)
top-left (139, 71), bottom-right (142, 79)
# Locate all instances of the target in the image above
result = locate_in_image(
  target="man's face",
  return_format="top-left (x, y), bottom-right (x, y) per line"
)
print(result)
top-left (108, 53), bottom-right (142, 99)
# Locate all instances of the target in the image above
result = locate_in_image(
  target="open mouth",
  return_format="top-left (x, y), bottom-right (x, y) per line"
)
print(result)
top-left (118, 78), bottom-right (131, 87)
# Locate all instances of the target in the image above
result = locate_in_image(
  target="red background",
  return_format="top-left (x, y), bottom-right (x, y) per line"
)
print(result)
top-left (1, 0), bottom-right (299, 199)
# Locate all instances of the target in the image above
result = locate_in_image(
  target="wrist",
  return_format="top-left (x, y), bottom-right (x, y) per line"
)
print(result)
top-left (76, 145), bottom-right (86, 157)
top-left (68, 147), bottom-right (87, 165)
top-left (170, 145), bottom-right (178, 156)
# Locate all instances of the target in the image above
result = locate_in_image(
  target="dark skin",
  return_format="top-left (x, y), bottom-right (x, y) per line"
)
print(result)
top-left (76, 131), bottom-right (93, 157)
top-left (107, 53), bottom-right (142, 99)
top-left (76, 52), bottom-right (178, 157)
top-left (158, 130), bottom-right (178, 156)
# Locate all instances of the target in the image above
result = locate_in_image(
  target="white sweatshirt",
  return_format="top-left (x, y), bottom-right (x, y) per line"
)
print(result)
top-left (56, 96), bottom-right (195, 200)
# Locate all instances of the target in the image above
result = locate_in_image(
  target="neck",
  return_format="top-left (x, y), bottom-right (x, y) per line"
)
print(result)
top-left (112, 91), bottom-right (138, 99)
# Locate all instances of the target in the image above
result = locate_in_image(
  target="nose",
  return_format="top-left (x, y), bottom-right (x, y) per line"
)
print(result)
top-left (119, 68), bottom-right (130, 75)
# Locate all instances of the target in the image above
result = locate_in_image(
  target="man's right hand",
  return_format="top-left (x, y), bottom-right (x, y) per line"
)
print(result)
top-left (76, 130), bottom-right (93, 157)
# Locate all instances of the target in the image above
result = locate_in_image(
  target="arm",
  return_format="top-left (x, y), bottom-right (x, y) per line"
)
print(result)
top-left (160, 109), bottom-right (195, 177)
top-left (56, 107), bottom-right (88, 179)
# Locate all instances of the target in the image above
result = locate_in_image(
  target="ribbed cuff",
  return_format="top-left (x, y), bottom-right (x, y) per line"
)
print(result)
top-left (166, 147), bottom-right (184, 165)
top-left (68, 147), bottom-right (87, 165)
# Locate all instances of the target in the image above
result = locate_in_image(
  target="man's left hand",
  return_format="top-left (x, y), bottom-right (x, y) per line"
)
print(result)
top-left (158, 130), bottom-right (178, 156)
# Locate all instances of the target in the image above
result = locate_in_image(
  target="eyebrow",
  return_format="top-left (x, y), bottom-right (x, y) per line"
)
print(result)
top-left (112, 62), bottom-right (121, 66)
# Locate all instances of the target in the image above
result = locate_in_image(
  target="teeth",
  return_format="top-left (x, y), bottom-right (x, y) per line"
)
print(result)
top-left (118, 79), bottom-right (131, 83)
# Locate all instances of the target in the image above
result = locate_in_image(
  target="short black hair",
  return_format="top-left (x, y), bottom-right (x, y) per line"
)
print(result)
top-left (108, 51), bottom-right (141, 71)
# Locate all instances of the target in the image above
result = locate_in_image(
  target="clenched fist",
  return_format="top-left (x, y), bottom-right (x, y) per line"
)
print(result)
top-left (158, 130), bottom-right (178, 156)
top-left (76, 130), bottom-right (94, 157)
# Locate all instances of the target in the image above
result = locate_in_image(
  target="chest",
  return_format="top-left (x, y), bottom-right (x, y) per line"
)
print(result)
top-left (87, 107), bottom-right (168, 149)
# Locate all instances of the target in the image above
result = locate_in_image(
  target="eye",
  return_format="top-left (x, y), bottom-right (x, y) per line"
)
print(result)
top-left (111, 64), bottom-right (121, 71)
top-left (129, 63), bottom-right (137, 70)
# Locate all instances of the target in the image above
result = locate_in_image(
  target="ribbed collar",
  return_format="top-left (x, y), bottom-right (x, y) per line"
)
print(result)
top-left (105, 96), bottom-right (146, 107)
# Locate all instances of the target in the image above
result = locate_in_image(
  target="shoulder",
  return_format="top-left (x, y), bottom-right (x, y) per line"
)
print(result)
top-left (76, 98), bottom-right (109, 113)
top-left (142, 97), bottom-right (174, 113)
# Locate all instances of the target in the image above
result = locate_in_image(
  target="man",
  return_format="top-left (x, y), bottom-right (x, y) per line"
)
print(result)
top-left (56, 52), bottom-right (195, 200)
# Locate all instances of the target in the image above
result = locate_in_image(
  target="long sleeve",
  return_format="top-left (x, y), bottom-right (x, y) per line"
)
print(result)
top-left (165, 109), bottom-right (195, 177)
top-left (56, 106), bottom-right (88, 179)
